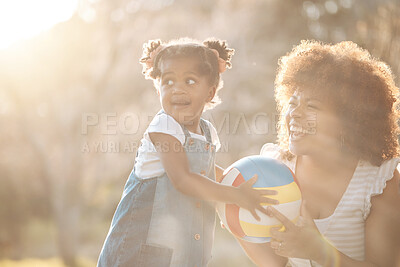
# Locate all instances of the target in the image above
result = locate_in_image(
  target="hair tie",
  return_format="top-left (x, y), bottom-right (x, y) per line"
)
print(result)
top-left (210, 49), bottom-right (227, 73)
top-left (145, 45), bottom-right (164, 69)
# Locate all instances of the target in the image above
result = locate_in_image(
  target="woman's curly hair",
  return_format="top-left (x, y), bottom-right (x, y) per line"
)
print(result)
top-left (275, 40), bottom-right (400, 166)
top-left (139, 37), bottom-right (234, 110)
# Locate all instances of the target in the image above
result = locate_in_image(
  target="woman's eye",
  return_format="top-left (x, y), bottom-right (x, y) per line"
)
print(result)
top-left (163, 79), bottom-right (173, 86)
top-left (187, 79), bottom-right (196, 85)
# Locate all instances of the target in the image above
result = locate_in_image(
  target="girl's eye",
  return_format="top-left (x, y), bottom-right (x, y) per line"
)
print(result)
top-left (187, 79), bottom-right (196, 85)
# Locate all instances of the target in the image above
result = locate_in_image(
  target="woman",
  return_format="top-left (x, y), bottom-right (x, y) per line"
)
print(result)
top-left (238, 40), bottom-right (400, 267)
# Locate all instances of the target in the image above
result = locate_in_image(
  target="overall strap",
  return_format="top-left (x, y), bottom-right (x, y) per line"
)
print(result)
top-left (180, 123), bottom-right (191, 140)
top-left (199, 118), bottom-right (212, 144)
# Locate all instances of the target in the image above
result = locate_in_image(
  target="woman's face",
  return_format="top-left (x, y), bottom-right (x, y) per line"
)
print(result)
top-left (285, 90), bottom-right (342, 157)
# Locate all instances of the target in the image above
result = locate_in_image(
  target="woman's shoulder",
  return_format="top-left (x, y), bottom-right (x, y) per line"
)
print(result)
top-left (260, 143), bottom-right (295, 168)
top-left (362, 157), bottom-right (400, 220)
top-left (260, 143), bottom-right (280, 157)
top-left (260, 143), bottom-right (292, 159)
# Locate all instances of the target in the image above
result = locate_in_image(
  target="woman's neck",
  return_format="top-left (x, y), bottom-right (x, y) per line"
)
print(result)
top-left (297, 148), bottom-right (359, 177)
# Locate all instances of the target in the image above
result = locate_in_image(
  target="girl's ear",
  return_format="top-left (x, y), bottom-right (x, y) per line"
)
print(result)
top-left (207, 86), bottom-right (217, 102)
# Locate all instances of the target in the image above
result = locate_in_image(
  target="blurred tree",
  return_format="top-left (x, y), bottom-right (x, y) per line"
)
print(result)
top-left (354, 2), bottom-right (400, 84)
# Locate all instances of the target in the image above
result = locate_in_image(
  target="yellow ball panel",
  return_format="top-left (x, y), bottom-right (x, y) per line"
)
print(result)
top-left (257, 181), bottom-right (302, 205)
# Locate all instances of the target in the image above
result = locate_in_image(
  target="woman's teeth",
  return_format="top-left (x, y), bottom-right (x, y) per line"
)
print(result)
top-left (290, 125), bottom-right (308, 140)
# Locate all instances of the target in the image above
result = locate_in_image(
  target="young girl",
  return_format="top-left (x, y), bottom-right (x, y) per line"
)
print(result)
top-left (97, 38), bottom-right (278, 267)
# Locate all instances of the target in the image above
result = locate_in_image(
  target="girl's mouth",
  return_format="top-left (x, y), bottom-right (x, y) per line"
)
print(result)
top-left (171, 101), bottom-right (190, 107)
top-left (171, 96), bottom-right (190, 106)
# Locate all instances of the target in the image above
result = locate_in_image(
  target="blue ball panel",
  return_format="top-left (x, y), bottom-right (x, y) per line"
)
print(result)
top-left (233, 155), bottom-right (294, 187)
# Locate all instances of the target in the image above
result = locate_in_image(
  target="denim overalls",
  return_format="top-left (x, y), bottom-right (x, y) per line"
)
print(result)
top-left (98, 118), bottom-right (216, 267)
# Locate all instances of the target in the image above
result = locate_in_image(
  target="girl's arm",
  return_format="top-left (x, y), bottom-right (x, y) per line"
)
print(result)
top-left (216, 163), bottom-right (287, 267)
top-left (215, 165), bottom-right (224, 182)
top-left (149, 132), bottom-right (278, 217)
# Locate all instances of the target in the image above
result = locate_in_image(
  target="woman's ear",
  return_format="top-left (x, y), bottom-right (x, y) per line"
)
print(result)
top-left (207, 86), bottom-right (217, 102)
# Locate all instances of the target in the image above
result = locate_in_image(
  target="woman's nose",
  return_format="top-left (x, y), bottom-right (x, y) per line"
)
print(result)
top-left (289, 104), bottom-right (302, 118)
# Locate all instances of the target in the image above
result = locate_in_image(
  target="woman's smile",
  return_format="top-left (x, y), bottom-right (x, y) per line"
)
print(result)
top-left (289, 124), bottom-right (306, 141)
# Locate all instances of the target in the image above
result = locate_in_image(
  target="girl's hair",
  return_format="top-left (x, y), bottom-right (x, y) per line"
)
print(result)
top-left (139, 37), bottom-right (234, 110)
top-left (275, 40), bottom-right (400, 166)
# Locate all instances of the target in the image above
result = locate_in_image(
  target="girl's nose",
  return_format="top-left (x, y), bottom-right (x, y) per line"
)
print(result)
top-left (172, 82), bottom-right (185, 93)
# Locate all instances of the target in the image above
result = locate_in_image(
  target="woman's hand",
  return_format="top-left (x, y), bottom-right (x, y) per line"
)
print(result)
top-left (235, 175), bottom-right (279, 220)
top-left (268, 201), bottom-right (329, 263)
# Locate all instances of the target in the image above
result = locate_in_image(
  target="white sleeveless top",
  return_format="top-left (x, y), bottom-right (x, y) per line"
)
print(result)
top-left (134, 112), bottom-right (220, 179)
top-left (260, 143), bottom-right (400, 267)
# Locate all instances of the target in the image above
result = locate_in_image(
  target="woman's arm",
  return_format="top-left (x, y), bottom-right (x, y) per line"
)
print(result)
top-left (236, 238), bottom-right (287, 267)
top-left (268, 176), bottom-right (400, 267)
top-left (149, 132), bottom-right (278, 217)
top-left (364, 170), bottom-right (400, 267)
top-left (313, 173), bottom-right (400, 267)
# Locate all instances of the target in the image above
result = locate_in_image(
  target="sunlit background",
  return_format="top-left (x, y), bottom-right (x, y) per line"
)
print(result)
top-left (0, 0), bottom-right (78, 49)
top-left (0, 0), bottom-right (399, 266)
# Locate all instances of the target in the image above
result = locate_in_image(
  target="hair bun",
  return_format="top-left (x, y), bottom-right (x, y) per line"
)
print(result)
top-left (140, 39), bottom-right (164, 78)
top-left (203, 38), bottom-right (235, 69)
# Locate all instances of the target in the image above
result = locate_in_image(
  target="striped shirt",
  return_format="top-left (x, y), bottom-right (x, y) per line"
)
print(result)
top-left (260, 143), bottom-right (400, 267)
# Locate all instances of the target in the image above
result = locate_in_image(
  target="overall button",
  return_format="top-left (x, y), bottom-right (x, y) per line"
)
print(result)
top-left (194, 234), bottom-right (201, 240)
top-left (200, 170), bottom-right (206, 176)
top-left (205, 143), bottom-right (210, 150)
top-left (211, 146), bottom-right (215, 151)
top-left (196, 202), bottom-right (201, 208)
top-left (189, 139), bottom-right (194, 145)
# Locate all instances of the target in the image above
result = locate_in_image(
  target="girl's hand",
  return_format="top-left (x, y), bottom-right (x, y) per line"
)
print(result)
top-left (236, 175), bottom-right (279, 221)
top-left (268, 201), bottom-right (328, 263)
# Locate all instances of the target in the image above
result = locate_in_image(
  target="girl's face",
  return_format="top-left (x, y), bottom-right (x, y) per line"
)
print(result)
top-left (285, 90), bottom-right (342, 157)
top-left (158, 56), bottom-right (216, 133)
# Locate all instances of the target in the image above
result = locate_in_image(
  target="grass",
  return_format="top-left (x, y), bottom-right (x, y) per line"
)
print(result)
top-left (0, 258), bottom-right (95, 267)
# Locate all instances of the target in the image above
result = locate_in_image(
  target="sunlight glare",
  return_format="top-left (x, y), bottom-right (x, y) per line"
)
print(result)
top-left (0, 0), bottom-right (78, 49)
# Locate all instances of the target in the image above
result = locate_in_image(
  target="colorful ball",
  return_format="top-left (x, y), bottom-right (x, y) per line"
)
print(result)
top-left (217, 155), bottom-right (302, 243)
